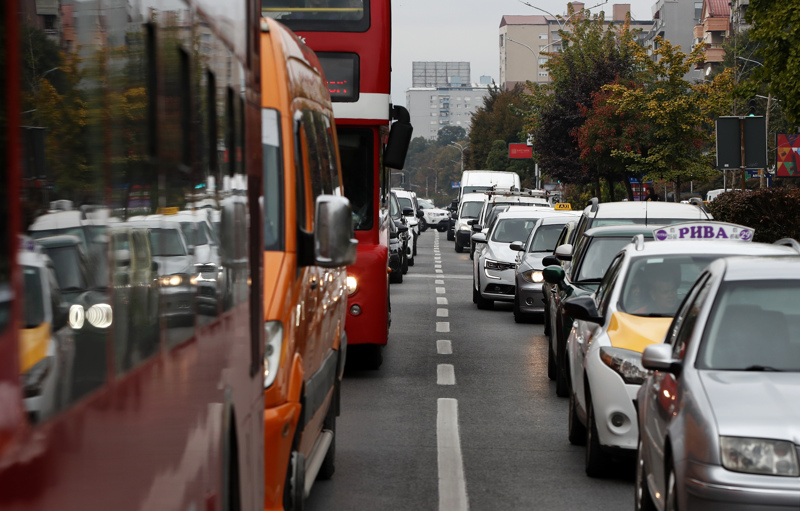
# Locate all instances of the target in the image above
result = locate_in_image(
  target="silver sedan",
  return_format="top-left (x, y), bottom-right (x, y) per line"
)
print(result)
top-left (636, 255), bottom-right (800, 511)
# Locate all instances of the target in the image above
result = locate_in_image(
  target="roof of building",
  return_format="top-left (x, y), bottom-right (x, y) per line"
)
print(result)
top-left (706, 0), bottom-right (730, 17)
top-left (500, 15), bottom-right (553, 27)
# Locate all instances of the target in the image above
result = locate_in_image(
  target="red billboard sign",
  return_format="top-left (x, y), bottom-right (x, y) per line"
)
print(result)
top-left (509, 143), bottom-right (533, 159)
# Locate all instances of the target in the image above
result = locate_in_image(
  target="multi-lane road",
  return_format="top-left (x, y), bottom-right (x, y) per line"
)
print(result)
top-left (306, 230), bottom-right (635, 510)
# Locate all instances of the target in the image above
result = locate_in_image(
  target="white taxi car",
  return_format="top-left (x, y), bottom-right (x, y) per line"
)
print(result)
top-left (562, 222), bottom-right (797, 477)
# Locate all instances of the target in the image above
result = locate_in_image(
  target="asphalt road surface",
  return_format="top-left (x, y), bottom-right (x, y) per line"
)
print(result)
top-left (306, 229), bottom-right (635, 511)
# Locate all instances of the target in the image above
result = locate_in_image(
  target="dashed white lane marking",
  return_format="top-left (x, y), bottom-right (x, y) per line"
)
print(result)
top-left (437, 308), bottom-right (449, 317)
top-left (437, 297), bottom-right (448, 305)
top-left (437, 398), bottom-right (469, 511)
top-left (436, 287), bottom-right (446, 294)
top-left (436, 269), bottom-right (444, 274)
top-left (437, 364), bottom-right (455, 385)
top-left (435, 264), bottom-right (442, 269)
top-left (436, 322), bottom-right (450, 332)
top-left (437, 340), bottom-right (452, 354)
top-left (435, 279), bottom-right (445, 285)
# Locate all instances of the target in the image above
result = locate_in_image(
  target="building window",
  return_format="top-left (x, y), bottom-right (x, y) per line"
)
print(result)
top-left (695, 2), bottom-right (702, 21)
top-left (538, 58), bottom-right (547, 65)
top-left (539, 33), bottom-right (547, 39)
top-left (538, 72), bottom-right (549, 77)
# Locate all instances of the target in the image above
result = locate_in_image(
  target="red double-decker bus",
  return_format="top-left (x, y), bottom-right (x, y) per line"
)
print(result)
top-left (262, 0), bottom-right (412, 369)
top-left (1, 0), bottom-right (267, 509)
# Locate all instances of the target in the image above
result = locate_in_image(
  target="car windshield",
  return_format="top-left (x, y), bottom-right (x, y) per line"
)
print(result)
top-left (459, 201), bottom-right (483, 219)
top-left (30, 228), bottom-right (88, 248)
top-left (529, 224), bottom-right (566, 253)
top-left (148, 229), bottom-right (186, 257)
top-left (419, 201), bottom-right (432, 210)
top-left (618, 255), bottom-right (714, 317)
top-left (397, 197), bottom-right (413, 210)
top-left (575, 238), bottom-right (633, 282)
top-left (491, 218), bottom-right (537, 243)
top-left (44, 246), bottom-right (88, 291)
top-left (697, 280), bottom-right (800, 371)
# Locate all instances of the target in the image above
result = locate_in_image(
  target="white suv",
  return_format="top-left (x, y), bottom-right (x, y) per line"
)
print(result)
top-left (392, 189), bottom-right (421, 261)
top-left (418, 199), bottom-right (449, 232)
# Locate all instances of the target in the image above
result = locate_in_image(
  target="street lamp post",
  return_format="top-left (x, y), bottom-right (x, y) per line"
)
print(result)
top-left (451, 142), bottom-right (467, 173)
top-left (737, 56), bottom-right (771, 189)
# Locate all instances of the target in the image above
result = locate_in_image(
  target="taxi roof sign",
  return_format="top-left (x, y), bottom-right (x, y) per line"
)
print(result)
top-left (653, 222), bottom-right (754, 242)
top-left (554, 203), bottom-right (572, 210)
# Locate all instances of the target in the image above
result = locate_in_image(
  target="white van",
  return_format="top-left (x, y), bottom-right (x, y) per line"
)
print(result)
top-left (458, 170), bottom-right (521, 202)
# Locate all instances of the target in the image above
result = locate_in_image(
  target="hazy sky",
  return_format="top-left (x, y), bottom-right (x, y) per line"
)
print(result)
top-left (391, 0), bottom-right (656, 106)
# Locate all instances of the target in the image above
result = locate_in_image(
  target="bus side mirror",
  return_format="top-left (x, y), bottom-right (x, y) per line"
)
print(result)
top-left (383, 106), bottom-right (412, 169)
top-left (314, 195), bottom-right (358, 267)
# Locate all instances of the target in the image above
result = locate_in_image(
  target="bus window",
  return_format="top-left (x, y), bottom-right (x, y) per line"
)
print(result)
top-left (337, 128), bottom-right (373, 230)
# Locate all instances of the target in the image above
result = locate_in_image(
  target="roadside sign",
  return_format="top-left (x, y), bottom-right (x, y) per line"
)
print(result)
top-left (508, 143), bottom-right (533, 159)
top-left (653, 222), bottom-right (754, 242)
top-left (554, 203), bottom-right (572, 210)
top-left (451, 181), bottom-right (460, 189)
top-left (716, 116), bottom-right (767, 170)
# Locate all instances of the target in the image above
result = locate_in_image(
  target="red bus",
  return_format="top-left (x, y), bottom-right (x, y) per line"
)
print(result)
top-left (1, 0), bottom-right (266, 509)
top-left (262, 0), bottom-right (412, 369)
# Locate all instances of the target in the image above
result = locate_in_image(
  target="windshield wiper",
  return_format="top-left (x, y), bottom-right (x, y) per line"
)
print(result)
top-left (743, 365), bottom-right (783, 372)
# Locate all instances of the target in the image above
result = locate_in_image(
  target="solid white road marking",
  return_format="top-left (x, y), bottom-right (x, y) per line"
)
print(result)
top-left (437, 340), bottom-right (452, 355)
top-left (437, 308), bottom-right (449, 317)
top-left (436, 322), bottom-right (450, 332)
top-left (437, 364), bottom-right (455, 385)
top-left (437, 398), bottom-right (469, 511)
top-left (437, 297), bottom-right (448, 305)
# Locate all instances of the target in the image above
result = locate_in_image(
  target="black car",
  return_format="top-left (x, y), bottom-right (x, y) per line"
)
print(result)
top-left (389, 193), bottom-right (409, 283)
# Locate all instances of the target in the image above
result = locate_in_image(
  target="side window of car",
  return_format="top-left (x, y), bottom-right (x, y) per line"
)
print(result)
top-left (596, 254), bottom-right (623, 315)
top-left (568, 235), bottom-right (588, 281)
top-left (666, 273), bottom-right (711, 359)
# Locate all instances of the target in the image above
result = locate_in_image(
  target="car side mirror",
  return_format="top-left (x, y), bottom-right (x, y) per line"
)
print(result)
top-left (314, 195), bottom-right (358, 267)
top-left (467, 219), bottom-right (476, 225)
top-left (471, 224), bottom-right (482, 232)
top-left (509, 241), bottom-right (525, 252)
top-left (187, 246), bottom-right (195, 256)
top-left (642, 344), bottom-right (682, 375)
top-left (543, 265), bottom-right (565, 285)
top-left (402, 207), bottom-right (414, 217)
top-left (416, 210), bottom-right (424, 219)
top-left (563, 295), bottom-right (604, 325)
top-left (471, 233), bottom-right (487, 244)
top-left (554, 243), bottom-right (573, 261)
top-left (542, 255), bottom-right (560, 267)
top-left (396, 224), bottom-right (408, 234)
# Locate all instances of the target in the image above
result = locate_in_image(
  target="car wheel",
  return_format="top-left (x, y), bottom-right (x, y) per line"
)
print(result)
top-left (408, 252), bottom-right (415, 267)
top-left (362, 344), bottom-right (383, 370)
top-left (420, 218), bottom-right (428, 232)
top-left (475, 283), bottom-right (493, 310)
top-left (635, 438), bottom-right (657, 511)
top-left (585, 392), bottom-right (610, 477)
top-left (390, 267), bottom-right (402, 283)
top-left (401, 251), bottom-right (408, 275)
top-left (568, 388), bottom-right (587, 445)
top-left (665, 462), bottom-right (678, 511)
top-left (513, 294), bottom-right (530, 323)
top-left (412, 237), bottom-right (417, 257)
top-left (472, 282), bottom-right (478, 304)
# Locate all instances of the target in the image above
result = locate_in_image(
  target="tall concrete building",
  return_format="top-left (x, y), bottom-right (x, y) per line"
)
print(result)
top-left (406, 62), bottom-right (492, 141)
top-left (645, 0), bottom-right (703, 81)
top-left (499, 3), bottom-right (653, 91)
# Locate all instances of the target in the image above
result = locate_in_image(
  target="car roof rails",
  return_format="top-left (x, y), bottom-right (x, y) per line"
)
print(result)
top-left (588, 197), bottom-right (599, 213)
top-left (773, 238), bottom-right (800, 254)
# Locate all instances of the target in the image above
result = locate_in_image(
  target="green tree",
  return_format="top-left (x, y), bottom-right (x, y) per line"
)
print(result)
top-left (604, 37), bottom-right (734, 199)
top-left (523, 7), bottom-right (638, 190)
top-left (436, 126), bottom-right (467, 147)
top-left (467, 84), bottom-right (530, 172)
top-left (746, 0), bottom-right (800, 124)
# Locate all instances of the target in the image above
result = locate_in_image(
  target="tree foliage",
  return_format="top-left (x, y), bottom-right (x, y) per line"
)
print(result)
top-left (746, 0), bottom-right (800, 125)
top-left (467, 84), bottom-right (530, 170)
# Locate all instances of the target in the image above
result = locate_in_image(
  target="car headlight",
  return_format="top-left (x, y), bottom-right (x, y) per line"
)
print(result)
top-left (485, 259), bottom-right (515, 271)
top-left (264, 321), bottom-right (284, 389)
top-left (346, 275), bottom-right (358, 296)
top-left (599, 346), bottom-right (648, 384)
top-left (459, 225), bottom-right (471, 231)
top-left (720, 437), bottom-right (800, 476)
top-left (160, 274), bottom-right (192, 286)
top-left (521, 270), bottom-right (544, 283)
top-left (69, 303), bottom-right (85, 329)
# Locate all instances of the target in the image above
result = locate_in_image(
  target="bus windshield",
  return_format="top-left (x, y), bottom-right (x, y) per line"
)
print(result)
top-left (262, 0), bottom-right (368, 31)
top-left (338, 128), bottom-right (374, 230)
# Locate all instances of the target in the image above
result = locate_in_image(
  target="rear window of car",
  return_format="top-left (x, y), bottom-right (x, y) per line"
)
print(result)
top-left (528, 224), bottom-right (565, 253)
top-left (575, 238), bottom-right (633, 282)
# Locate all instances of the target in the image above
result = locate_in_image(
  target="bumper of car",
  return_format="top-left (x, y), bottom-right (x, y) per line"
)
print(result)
top-left (456, 229), bottom-right (472, 247)
top-left (480, 267), bottom-right (516, 302)
top-left (516, 278), bottom-right (545, 313)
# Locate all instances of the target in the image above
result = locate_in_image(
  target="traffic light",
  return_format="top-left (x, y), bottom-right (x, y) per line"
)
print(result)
top-left (748, 98), bottom-right (757, 116)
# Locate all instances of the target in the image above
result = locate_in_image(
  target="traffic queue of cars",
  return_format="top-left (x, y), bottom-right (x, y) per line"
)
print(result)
top-left (388, 189), bottom-right (431, 284)
top-left (450, 189), bottom-right (800, 510)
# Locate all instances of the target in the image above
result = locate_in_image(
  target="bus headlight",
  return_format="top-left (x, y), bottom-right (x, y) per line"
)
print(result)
top-left (86, 303), bottom-right (113, 328)
top-left (264, 321), bottom-right (284, 389)
top-left (346, 276), bottom-right (358, 296)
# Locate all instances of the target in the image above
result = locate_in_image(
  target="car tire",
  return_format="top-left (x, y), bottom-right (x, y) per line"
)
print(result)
top-left (585, 392), bottom-right (610, 477)
top-left (390, 267), bottom-right (402, 284)
top-left (475, 283), bottom-right (493, 310)
top-left (568, 388), bottom-right (587, 446)
top-left (469, 244), bottom-right (474, 260)
top-left (555, 322), bottom-right (569, 397)
top-left (472, 282), bottom-right (479, 304)
top-left (420, 219), bottom-right (428, 232)
top-left (401, 251), bottom-right (408, 275)
top-left (412, 237), bottom-right (417, 257)
top-left (513, 294), bottom-right (531, 323)
top-left (447, 229), bottom-right (454, 241)
top-left (635, 438), bottom-right (657, 511)
top-left (408, 252), bottom-right (415, 267)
